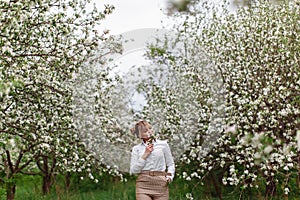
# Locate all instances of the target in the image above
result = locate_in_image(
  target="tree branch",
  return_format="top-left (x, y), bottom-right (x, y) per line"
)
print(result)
top-left (5, 150), bottom-right (14, 174)
top-left (15, 156), bottom-right (36, 174)
top-left (36, 158), bottom-right (45, 174)
top-left (14, 149), bottom-right (24, 171)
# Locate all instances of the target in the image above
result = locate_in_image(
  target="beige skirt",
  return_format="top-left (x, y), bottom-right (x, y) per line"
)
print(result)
top-left (136, 171), bottom-right (169, 195)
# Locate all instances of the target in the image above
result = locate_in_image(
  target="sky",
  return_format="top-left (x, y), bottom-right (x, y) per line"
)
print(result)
top-left (97, 0), bottom-right (169, 35)
top-left (95, 0), bottom-right (171, 71)
top-left (95, 0), bottom-right (239, 35)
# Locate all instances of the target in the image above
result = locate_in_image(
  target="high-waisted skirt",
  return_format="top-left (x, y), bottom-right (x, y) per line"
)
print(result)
top-left (136, 171), bottom-right (169, 195)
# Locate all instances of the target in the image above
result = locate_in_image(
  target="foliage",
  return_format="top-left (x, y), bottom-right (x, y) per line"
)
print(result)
top-left (0, 0), bottom-right (116, 198)
top-left (199, 0), bottom-right (299, 197)
top-left (147, 0), bottom-right (300, 198)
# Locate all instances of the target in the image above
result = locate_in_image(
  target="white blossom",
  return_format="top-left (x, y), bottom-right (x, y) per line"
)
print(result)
top-left (185, 193), bottom-right (194, 200)
top-left (284, 187), bottom-right (289, 195)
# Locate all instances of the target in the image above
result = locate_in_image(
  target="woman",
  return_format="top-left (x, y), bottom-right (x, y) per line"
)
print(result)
top-left (130, 120), bottom-right (175, 200)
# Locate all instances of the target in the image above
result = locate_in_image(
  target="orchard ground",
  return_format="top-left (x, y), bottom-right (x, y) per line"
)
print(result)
top-left (3, 171), bottom-right (298, 200)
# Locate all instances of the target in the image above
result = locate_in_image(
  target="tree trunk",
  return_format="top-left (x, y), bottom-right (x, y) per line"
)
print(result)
top-left (211, 172), bottom-right (222, 200)
top-left (42, 174), bottom-right (51, 195)
top-left (6, 182), bottom-right (16, 200)
top-left (265, 176), bottom-right (276, 199)
top-left (41, 156), bottom-right (52, 195)
top-left (65, 172), bottom-right (71, 191)
top-left (297, 151), bottom-right (300, 189)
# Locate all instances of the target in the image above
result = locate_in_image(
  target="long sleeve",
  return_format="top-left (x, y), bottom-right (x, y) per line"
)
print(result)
top-left (130, 146), bottom-right (146, 174)
top-left (164, 142), bottom-right (175, 180)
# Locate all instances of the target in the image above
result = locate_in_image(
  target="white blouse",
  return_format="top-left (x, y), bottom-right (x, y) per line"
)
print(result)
top-left (130, 139), bottom-right (175, 180)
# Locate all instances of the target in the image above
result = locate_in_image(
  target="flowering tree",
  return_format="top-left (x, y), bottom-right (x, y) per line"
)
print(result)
top-left (0, 0), bottom-right (115, 199)
top-left (199, 1), bottom-right (299, 198)
top-left (147, 0), bottom-right (299, 199)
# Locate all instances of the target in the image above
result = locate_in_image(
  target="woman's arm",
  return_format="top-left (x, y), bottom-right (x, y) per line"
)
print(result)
top-left (130, 145), bottom-right (152, 174)
top-left (164, 143), bottom-right (175, 181)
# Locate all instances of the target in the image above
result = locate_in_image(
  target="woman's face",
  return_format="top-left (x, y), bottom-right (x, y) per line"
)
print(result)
top-left (134, 120), bottom-right (153, 139)
top-left (140, 128), bottom-right (153, 139)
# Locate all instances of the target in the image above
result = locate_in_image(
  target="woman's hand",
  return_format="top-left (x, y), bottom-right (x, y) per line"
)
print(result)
top-left (165, 176), bottom-right (172, 183)
top-left (141, 144), bottom-right (153, 160)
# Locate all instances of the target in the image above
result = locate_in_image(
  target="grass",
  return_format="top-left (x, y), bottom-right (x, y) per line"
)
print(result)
top-left (11, 174), bottom-right (212, 200)
top-left (1, 173), bottom-right (299, 200)
top-left (13, 175), bottom-right (131, 200)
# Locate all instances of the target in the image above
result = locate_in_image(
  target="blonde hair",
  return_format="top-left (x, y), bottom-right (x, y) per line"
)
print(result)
top-left (131, 120), bottom-right (152, 138)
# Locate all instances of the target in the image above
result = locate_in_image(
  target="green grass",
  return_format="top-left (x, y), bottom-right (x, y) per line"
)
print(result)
top-left (13, 174), bottom-right (136, 200)
top-left (11, 174), bottom-right (211, 200)
top-left (1, 174), bottom-right (299, 200)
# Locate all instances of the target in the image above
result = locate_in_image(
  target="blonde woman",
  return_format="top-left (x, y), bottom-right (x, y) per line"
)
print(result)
top-left (130, 120), bottom-right (175, 200)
